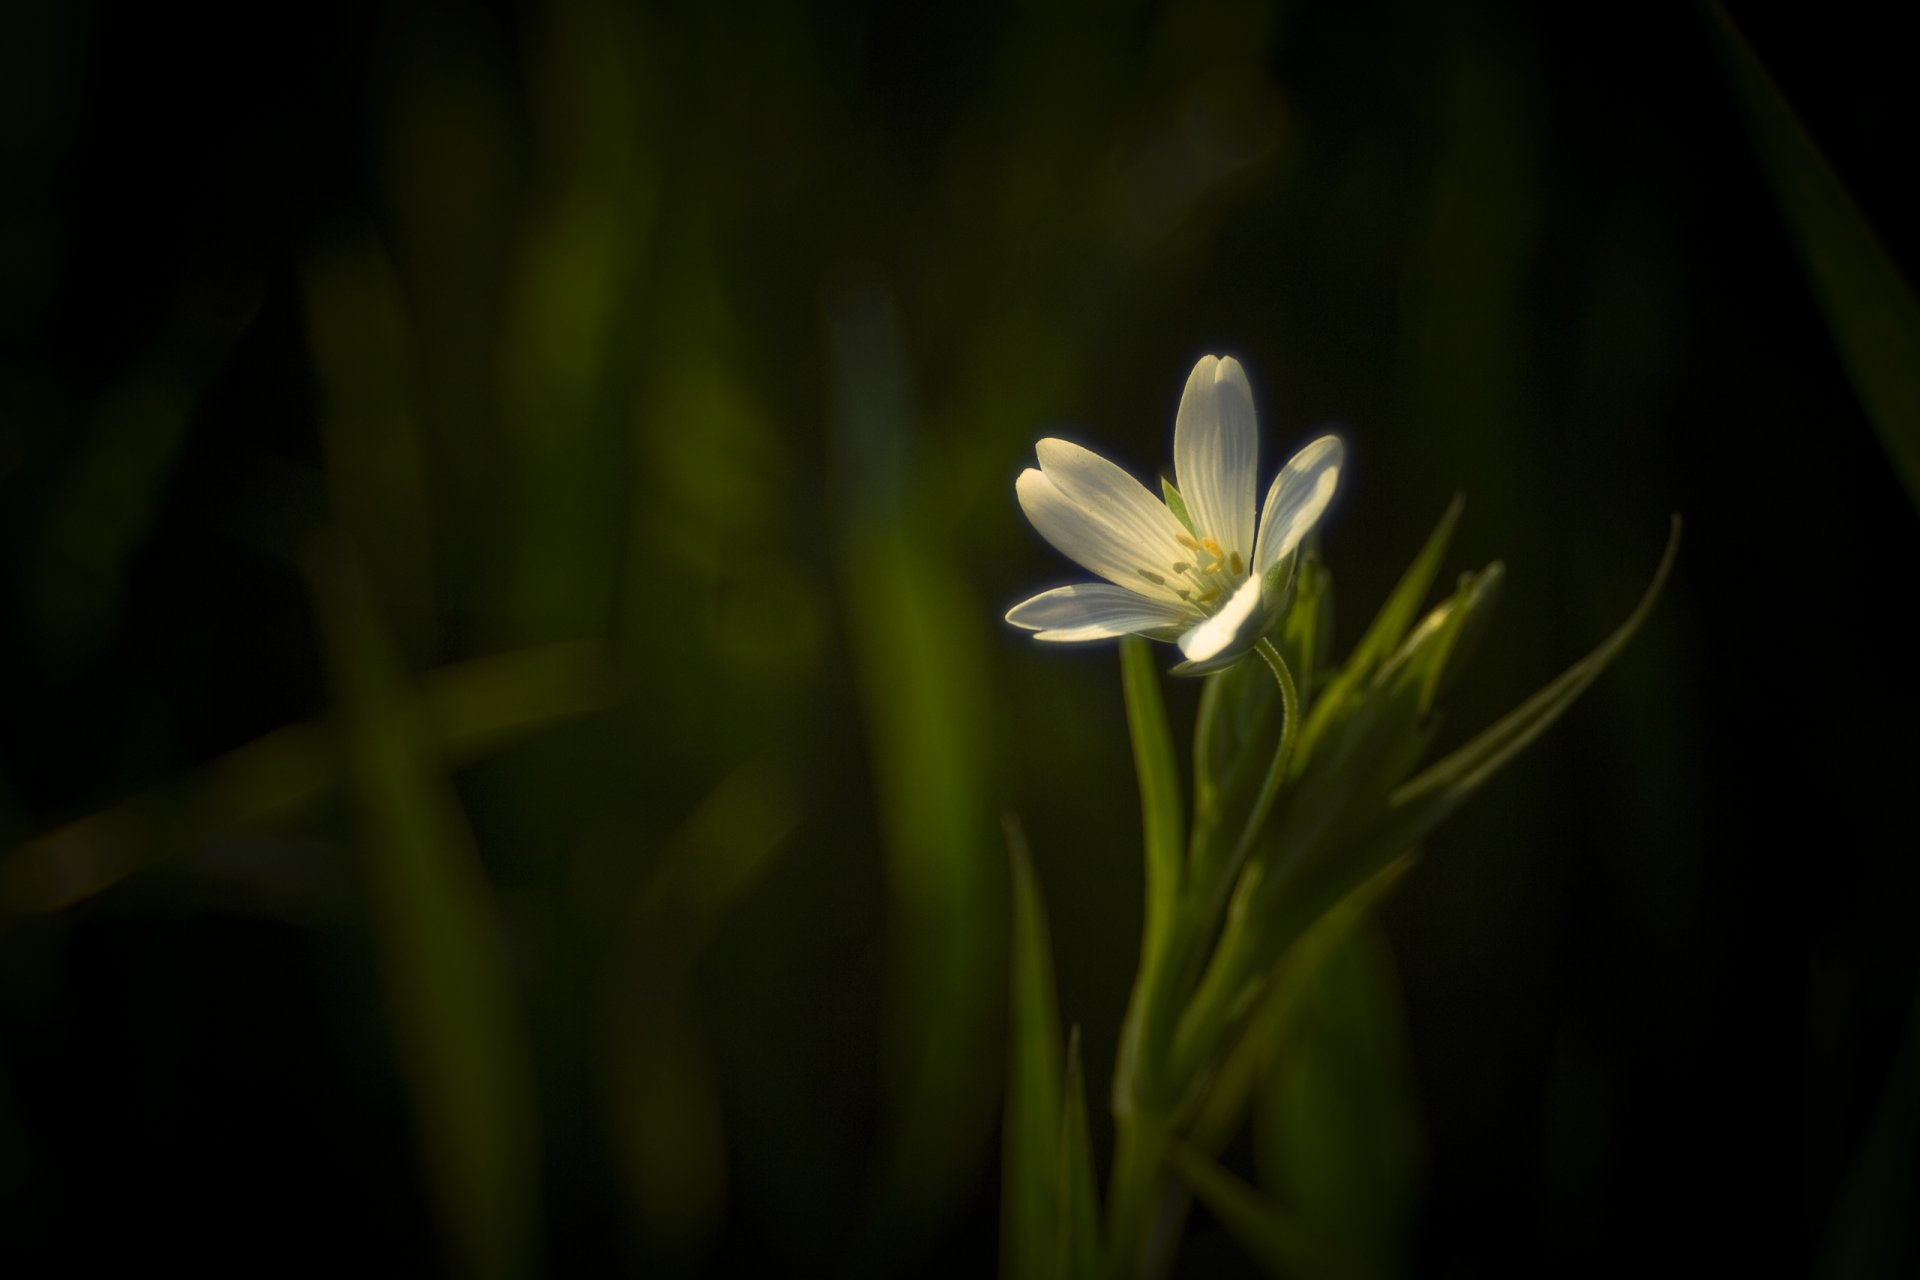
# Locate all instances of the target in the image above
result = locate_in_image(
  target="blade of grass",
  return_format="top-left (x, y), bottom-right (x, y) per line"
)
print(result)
top-left (1057, 1026), bottom-right (1101, 1280)
top-left (1, 641), bottom-right (613, 919)
top-left (312, 541), bottom-right (541, 1280)
top-left (1004, 817), bottom-right (1065, 1280)
top-left (1709, 2), bottom-right (1920, 508)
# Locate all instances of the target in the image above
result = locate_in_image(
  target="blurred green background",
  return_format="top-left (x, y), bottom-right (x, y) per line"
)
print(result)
top-left (2, 0), bottom-right (1915, 1274)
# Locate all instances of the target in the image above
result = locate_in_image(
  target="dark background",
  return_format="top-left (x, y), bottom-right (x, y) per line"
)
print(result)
top-left (2, 0), bottom-right (1915, 1275)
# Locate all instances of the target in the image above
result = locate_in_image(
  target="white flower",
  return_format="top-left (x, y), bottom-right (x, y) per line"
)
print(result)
top-left (1006, 355), bottom-right (1343, 669)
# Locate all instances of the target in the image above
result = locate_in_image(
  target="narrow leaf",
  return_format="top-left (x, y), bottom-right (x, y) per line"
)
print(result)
top-left (1003, 818), bottom-right (1065, 1280)
top-left (1710, 3), bottom-right (1920, 508)
top-left (312, 543), bottom-right (541, 1280)
top-left (1057, 1027), bottom-right (1101, 1280)
top-left (1390, 519), bottom-right (1678, 817)
top-left (1121, 635), bottom-right (1186, 976)
top-left (1300, 496), bottom-right (1462, 759)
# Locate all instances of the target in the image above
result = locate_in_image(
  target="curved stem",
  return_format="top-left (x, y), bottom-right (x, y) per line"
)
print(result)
top-left (1235, 638), bottom-right (1300, 875)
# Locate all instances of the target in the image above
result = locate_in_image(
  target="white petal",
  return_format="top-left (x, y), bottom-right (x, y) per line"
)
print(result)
top-left (1029, 438), bottom-right (1191, 575)
top-left (1173, 356), bottom-right (1258, 562)
top-left (1016, 467), bottom-right (1187, 602)
top-left (1175, 573), bottom-right (1267, 664)
top-left (1006, 584), bottom-right (1193, 642)
top-left (1253, 435), bottom-right (1343, 575)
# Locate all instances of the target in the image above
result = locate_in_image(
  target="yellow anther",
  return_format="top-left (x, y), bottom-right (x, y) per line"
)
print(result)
top-left (1204, 559), bottom-right (1224, 575)
top-left (1201, 536), bottom-right (1224, 557)
top-left (1175, 532), bottom-right (1203, 552)
top-left (1196, 587), bottom-right (1220, 604)
top-left (1229, 551), bottom-right (1245, 575)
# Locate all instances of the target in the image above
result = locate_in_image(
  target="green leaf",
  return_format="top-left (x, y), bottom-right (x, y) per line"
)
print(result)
top-left (1245, 520), bottom-right (1677, 981)
top-left (1388, 518), bottom-right (1678, 822)
top-left (1254, 910), bottom-right (1424, 1278)
top-left (1183, 855), bottom-right (1413, 1158)
top-left (1710, 3), bottom-right (1920, 509)
top-left (1003, 818), bottom-right (1065, 1280)
top-left (1299, 496), bottom-right (1463, 761)
top-left (312, 543), bottom-right (541, 1280)
top-left (1121, 636), bottom-right (1185, 978)
top-left (1057, 1027), bottom-right (1102, 1280)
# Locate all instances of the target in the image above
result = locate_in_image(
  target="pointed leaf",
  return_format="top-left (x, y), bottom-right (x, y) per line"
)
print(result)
top-left (1057, 1027), bottom-right (1101, 1280)
top-left (1710, 3), bottom-right (1920, 508)
top-left (1003, 818), bottom-right (1064, 1280)
top-left (1390, 519), bottom-right (1678, 820)
top-left (1300, 496), bottom-right (1462, 759)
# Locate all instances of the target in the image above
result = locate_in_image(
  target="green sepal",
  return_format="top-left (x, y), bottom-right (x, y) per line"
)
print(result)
top-left (1161, 477), bottom-right (1197, 534)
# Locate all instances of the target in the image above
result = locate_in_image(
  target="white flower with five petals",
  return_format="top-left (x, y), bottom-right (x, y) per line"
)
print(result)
top-left (1006, 355), bottom-right (1343, 670)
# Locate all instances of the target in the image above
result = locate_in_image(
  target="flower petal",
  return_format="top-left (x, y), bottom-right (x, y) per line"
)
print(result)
top-left (1253, 434), bottom-right (1343, 575)
top-left (1027, 439), bottom-right (1192, 576)
top-left (1015, 467), bottom-right (1189, 603)
top-left (1173, 355), bottom-right (1258, 563)
top-left (1006, 584), bottom-right (1193, 642)
top-left (1175, 572), bottom-right (1268, 666)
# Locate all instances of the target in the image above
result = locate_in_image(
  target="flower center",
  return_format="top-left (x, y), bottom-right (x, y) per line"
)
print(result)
top-left (1138, 531), bottom-right (1244, 611)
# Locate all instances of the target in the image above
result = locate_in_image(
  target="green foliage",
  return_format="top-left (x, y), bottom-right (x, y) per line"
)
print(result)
top-left (1024, 506), bottom-right (1675, 1278)
top-left (311, 544), bottom-right (542, 1280)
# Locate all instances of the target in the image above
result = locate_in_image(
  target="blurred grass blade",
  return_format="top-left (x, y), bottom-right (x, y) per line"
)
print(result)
top-left (1709, 3), bottom-right (1920, 508)
top-left (1819, 982), bottom-right (1920, 1280)
top-left (1121, 635), bottom-right (1185, 977)
top-left (1, 641), bottom-right (612, 918)
top-left (1004, 818), bottom-right (1064, 1280)
top-left (1168, 1143), bottom-right (1355, 1280)
top-left (312, 542), bottom-right (541, 1280)
top-left (1390, 518), bottom-right (1677, 817)
top-left (1058, 1027), bottom-right (1101, 1280)
top-left (830, 276), bottom-right (1002, 1248)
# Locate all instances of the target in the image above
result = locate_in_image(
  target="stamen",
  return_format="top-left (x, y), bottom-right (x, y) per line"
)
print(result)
top-left (1201, 536), bottom-right (1224, 557)
top-left (1169, 561), bottom-right (1190, 574)
top-left (1175, 532), bottom-right (1202, 552)
top-left (1229, 551), bottom-right (1244, 575)
top-left (1204, 559), bottom-right (1224, 574)
top-left (1196, 587), bottom-right (1220, 604)
top-left (1174, 587), bottom-right (1192, 602)
top-left (1138, 568), bottom-right (1166, 586)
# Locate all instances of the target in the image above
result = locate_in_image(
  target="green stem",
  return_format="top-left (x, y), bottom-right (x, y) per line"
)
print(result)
top-left (1238, 639), bottom-right (1300, 874)
top-left (1107, 640), bottom-right (1302, 1280)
